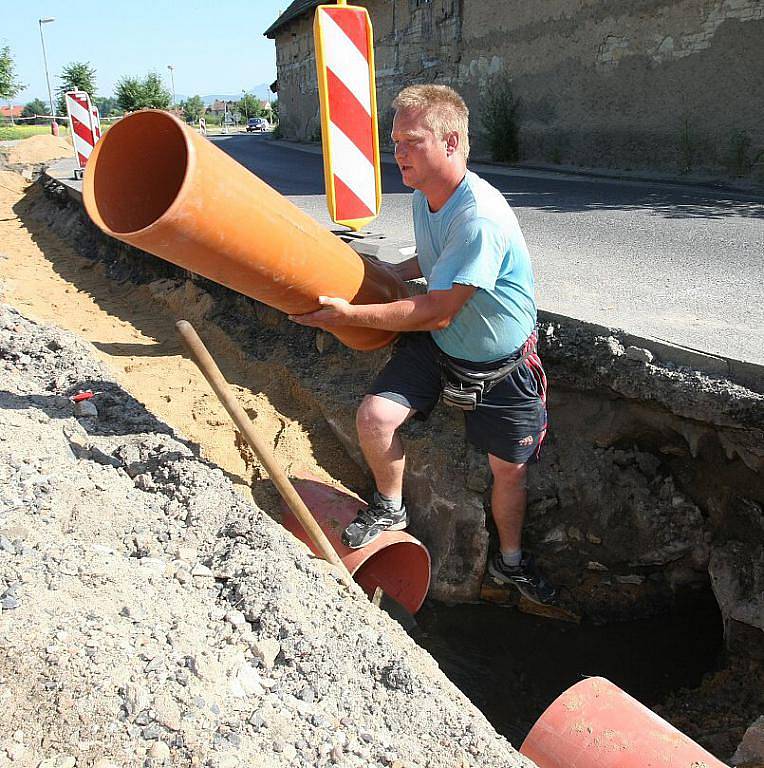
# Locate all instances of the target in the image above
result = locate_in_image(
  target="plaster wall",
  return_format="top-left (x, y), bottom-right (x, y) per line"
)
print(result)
top-left (458, 0), bottom-right (764, 172)
top-left (272, 0), bottom-right (764, 175)
top-left (274, 14), bottom-right (321, 141)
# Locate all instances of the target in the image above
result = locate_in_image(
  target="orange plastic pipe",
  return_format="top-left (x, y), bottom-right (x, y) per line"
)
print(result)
top-left (280, 476), bottom-right (431, 614)
top-left (520, 677), bottom-right (729, 768)
top-left (82, 109), bottom-right (406, 351)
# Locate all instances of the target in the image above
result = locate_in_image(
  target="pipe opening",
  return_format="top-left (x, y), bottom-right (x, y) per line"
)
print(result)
top-left (91, 111), bottom-right (188, 234)
top-left (354, 541), bottom-right (432, 614)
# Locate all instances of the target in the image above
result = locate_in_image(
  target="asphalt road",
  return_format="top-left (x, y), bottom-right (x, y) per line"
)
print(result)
top-left (187, 135), bottom-right (758, 367)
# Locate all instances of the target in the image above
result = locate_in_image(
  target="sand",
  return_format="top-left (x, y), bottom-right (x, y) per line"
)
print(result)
top-left (0, 134), bottom-right (73, 166)
top-left (0, 170), bottom-right (363, 516)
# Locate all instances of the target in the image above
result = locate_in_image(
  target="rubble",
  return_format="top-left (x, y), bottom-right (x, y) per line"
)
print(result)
top-left (0, 303), bottom-right (531, 767)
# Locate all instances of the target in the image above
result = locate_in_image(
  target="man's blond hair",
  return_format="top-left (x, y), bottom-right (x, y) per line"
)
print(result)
top-left (392, 84), bottom-right (470, 161)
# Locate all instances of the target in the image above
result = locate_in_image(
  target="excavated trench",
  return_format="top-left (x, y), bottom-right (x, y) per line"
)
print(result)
top-left (3, 171), bottom-right (763, 759)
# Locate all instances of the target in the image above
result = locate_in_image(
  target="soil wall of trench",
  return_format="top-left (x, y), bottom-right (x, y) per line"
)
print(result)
top-left (28, 176), bottom-right (764, 662)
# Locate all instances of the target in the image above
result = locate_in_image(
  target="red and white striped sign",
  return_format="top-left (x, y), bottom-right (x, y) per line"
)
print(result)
top-left (65, 91), bottom-right (99, 170)
top-left (91, 104), bottom-right (101, 141)
top-left (314, 4), bottom-right (381, 231)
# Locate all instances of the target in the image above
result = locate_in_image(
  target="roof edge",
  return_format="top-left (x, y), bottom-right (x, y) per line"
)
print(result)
top-left (263, 0), bottom-right (323, 38)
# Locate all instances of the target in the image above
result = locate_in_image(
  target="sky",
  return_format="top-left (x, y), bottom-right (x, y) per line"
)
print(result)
top-left (2, 0), bottom-right (288, 105)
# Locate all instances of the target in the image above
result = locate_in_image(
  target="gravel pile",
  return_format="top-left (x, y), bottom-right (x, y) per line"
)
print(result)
top-left (0, 303), bottom-right (531, 768)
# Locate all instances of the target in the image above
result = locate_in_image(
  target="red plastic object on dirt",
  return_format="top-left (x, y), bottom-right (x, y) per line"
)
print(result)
top-left (70, 390), bottom-right (94, 402)
top-left (520, 676), bottom-right (729, 768)
top-left (281, 477), bottom-right (431, 614)
top-left (82, 109), bottom-right (406, 351)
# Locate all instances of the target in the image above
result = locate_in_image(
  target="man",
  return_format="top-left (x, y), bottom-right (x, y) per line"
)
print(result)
top-left (291, 84), bottom-right (555, 605)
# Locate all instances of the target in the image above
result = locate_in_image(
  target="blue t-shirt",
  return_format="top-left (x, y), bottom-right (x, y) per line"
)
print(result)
top-left (413, 170), bottom-right (537, 362)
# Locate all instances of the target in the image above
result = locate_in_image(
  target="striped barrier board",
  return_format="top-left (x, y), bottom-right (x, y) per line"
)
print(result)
top-left (314, 3), bottom-right (381, 231)
top-left (65, 91), bottom-right (98, 176)
top-left (91, 104), bottom-right (101, 141)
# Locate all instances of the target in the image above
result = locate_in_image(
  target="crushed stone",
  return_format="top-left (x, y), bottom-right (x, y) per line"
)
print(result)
top-left (0, 302), bottom-right (533, 767)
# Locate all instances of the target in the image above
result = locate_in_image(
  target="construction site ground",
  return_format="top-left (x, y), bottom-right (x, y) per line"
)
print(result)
top-left (0, 138), bottom-right (536, 768)
top-left (1, 136), bottom-right (761, 768)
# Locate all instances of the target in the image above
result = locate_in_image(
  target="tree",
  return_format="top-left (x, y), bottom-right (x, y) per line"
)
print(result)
top-left (0, 46), bottom-right (25, 102)
top-left (115, 72), bottom-right (172, 112)
top-left (115, 76), bottom-right (142, 112)
top-left (238, 93), bottom-right (264, 120)
top-left (181, 95), bottom-right (205, 123)
top-left (22, 99), bottom-right (49, 124)
top-left (56, 61), bottom-right (97, 115)
top-left (141, 72), bottom-right (172, 110)
top-left (94, 96), bottom-right (118, 117)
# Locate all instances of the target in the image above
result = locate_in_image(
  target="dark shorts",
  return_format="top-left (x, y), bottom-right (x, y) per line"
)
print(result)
top-left (368, 332), bottom-right (548, 464)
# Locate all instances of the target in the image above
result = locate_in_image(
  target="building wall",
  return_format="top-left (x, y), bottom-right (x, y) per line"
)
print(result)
top-left (274, 13), bottom-right (321, 141)
top-left (273, 0), bottom-right (764, 175)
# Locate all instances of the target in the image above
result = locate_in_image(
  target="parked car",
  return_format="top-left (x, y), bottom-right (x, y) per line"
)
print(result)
top-left (247, 117), bottom-right (268, 132)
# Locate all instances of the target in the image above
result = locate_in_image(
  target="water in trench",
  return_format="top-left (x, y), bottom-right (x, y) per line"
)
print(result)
top-left (411, 591), bottom-right (723, 746)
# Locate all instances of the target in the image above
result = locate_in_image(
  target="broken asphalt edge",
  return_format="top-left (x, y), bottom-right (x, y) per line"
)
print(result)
top-left (44, 161), bottom-right (763, 395)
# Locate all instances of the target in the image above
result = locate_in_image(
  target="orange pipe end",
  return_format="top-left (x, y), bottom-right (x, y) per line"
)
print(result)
top-left (281, 477), bottom-right (431, 614)
top-left (520, 676), bottom-right (729, 768)
top-left (82, 109), bottom-right (406, 351)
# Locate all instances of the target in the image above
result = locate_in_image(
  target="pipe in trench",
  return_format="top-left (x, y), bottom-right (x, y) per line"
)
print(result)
top-left (281, 476), bottom-right (431, 615)
top-left (82, 110), bottom-right (406, 351)
top-left (79, 115), bottom-right (730, 756)
top-left (521, 676), bottom-right (729, 768)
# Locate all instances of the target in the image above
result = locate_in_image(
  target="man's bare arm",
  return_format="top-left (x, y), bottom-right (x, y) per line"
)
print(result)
top-left (290, 283), bottom-right (476, 333)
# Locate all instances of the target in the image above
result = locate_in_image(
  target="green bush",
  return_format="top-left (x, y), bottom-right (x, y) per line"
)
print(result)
top-left (481, 74), bottom-right (521, 162)
top-left (726, 130), bottom-right (762, 178)
top-left (678, 118), bottom-right (695, 174)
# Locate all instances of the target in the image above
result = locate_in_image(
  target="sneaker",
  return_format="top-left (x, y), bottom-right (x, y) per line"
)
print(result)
top-left (341, 500), bottom-right (408, 549)
top-left (488, 551), bottom-right (557, 605)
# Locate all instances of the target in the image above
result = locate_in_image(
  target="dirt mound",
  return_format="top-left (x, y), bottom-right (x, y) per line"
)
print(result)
top-left (1, 134), bottom-right (72, 165)
top-left (0, 170), bottom-right (30, 199)
top-left (0, 304), bottom-right (530, 767)
top-left (0, 180), bottom-right (365, 519)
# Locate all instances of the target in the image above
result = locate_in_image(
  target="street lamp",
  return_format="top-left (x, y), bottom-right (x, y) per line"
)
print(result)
top-left (241, 90), bottom-right (249, 121)
top-left (38, 17), bottom-right (56, 131)
top-left (167, 65), bottom-right (176, 109)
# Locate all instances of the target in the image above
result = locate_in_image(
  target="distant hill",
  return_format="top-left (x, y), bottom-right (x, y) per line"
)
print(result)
top-left (196, 85), bottom-right (273, 106)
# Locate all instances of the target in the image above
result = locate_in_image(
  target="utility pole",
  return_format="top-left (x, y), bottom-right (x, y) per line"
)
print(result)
top-left (242, 90), bottom-right (249, 121)
top-left (167, 65), bottom-right (176, 109)
top-left (38, 17), bottom-right (56, 132)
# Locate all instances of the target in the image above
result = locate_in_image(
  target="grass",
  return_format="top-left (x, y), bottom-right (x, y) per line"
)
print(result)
top-left (0, 124), bottom-right (71, 141)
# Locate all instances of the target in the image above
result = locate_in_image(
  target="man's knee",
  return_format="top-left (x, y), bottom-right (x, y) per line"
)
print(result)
top-left (488, 454), bottom-right (527, 487)
top-left (356, 395), bottom-right (411, 440)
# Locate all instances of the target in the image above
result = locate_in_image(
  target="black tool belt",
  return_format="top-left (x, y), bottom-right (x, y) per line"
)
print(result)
top-left (440, 346), bottom-right (532, 411)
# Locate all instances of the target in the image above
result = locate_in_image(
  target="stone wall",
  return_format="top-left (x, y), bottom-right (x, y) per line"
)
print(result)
top-left (271, 0), bottom-right (764, 177)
